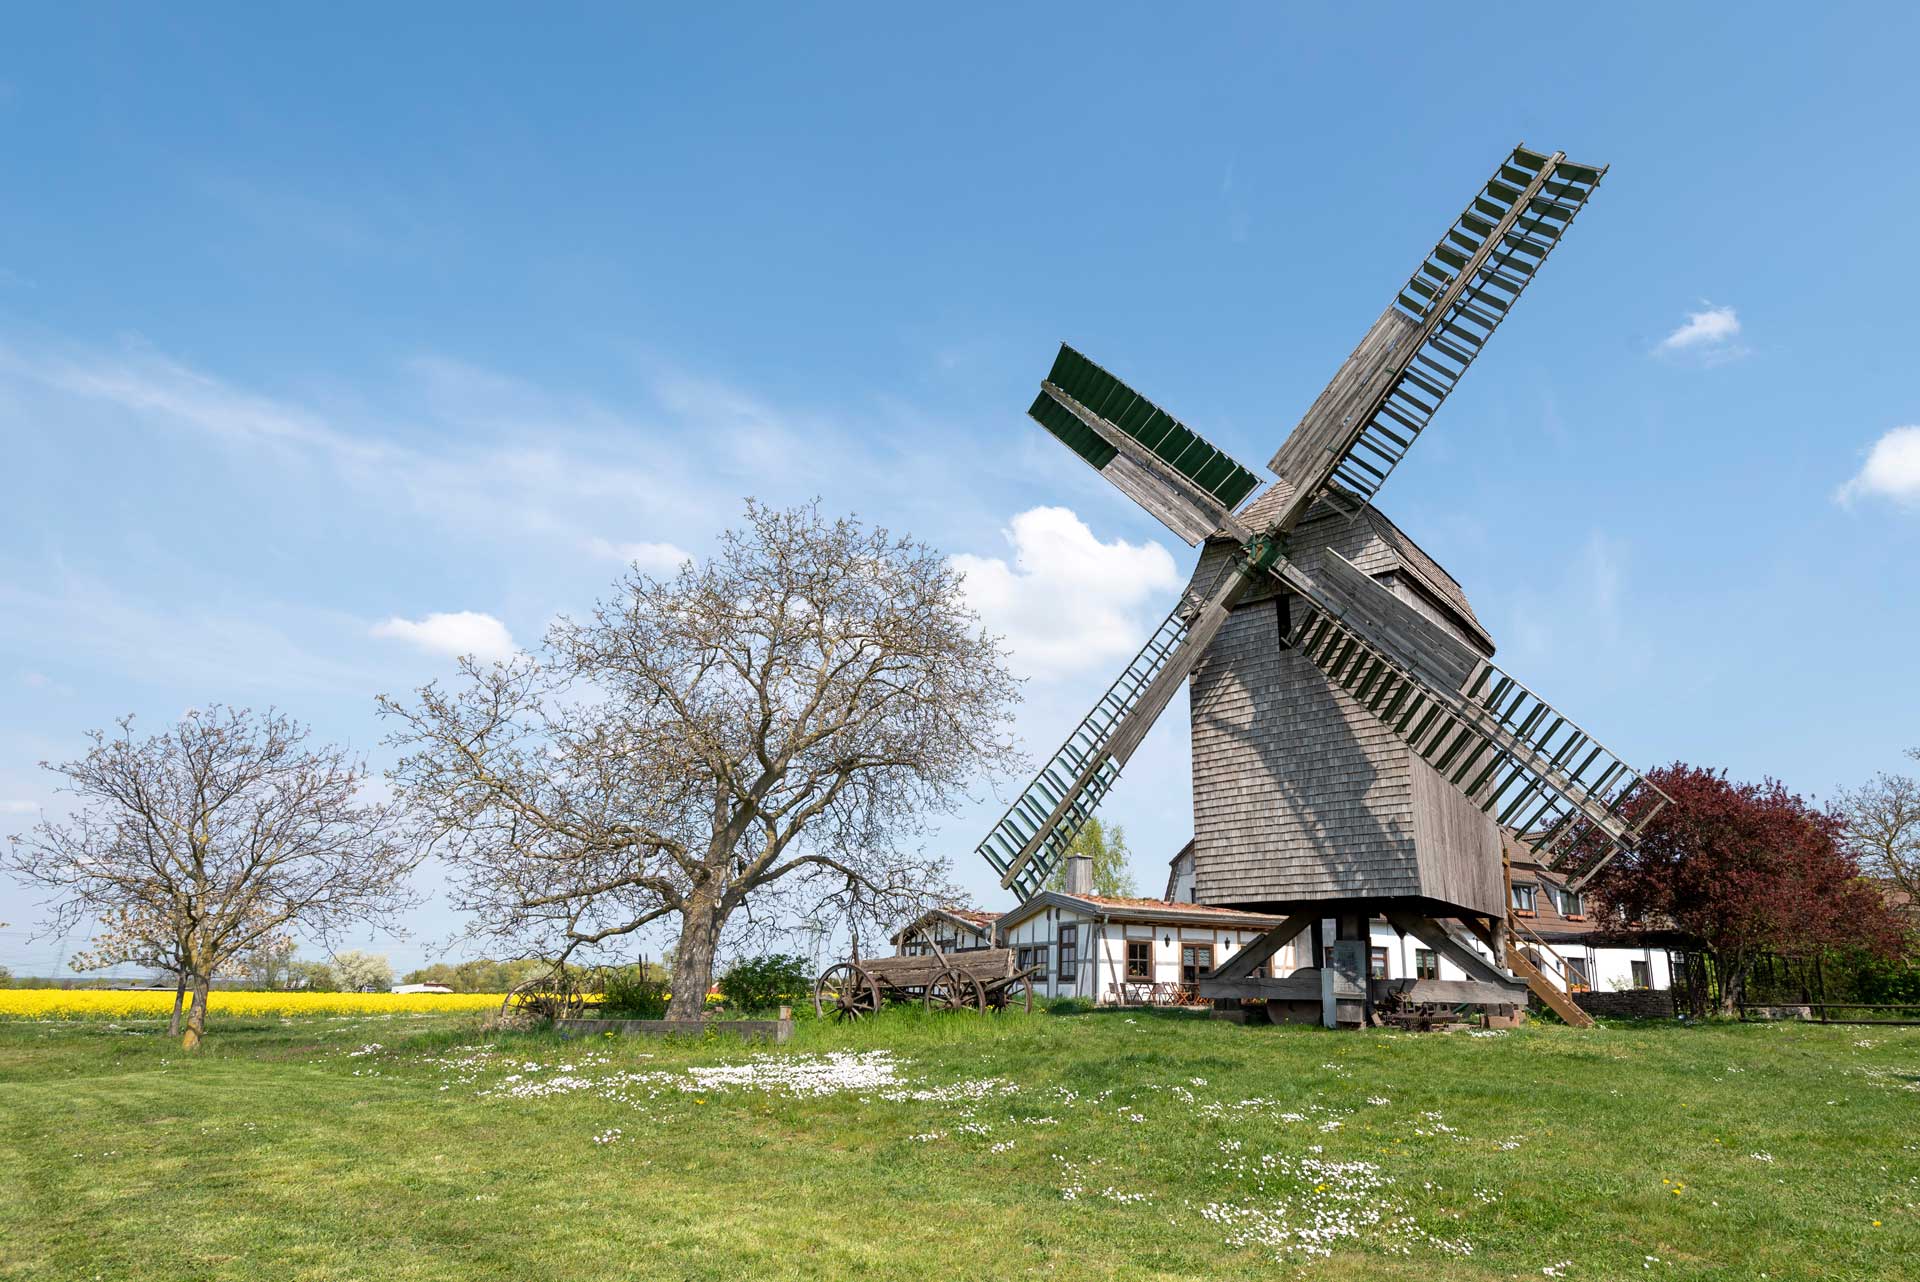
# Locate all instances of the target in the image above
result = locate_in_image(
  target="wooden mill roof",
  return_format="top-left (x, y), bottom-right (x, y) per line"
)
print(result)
top-left (1219, 484), bottom-right (1493, 653)
top-left (998, 889), bottom-right (1280, 934)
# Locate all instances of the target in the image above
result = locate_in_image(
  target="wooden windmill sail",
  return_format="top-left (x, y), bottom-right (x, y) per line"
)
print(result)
top-left (971, 145), bottom-right (1670, 1027)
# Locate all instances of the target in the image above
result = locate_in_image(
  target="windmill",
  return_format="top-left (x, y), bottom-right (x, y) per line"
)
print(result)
top-left (972, 145), bottom-right (1670, 1028)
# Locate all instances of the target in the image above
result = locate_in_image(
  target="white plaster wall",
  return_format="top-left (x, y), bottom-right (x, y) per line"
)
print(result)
top-left (997, 906), bottom-right (1288, 1003)
top-left (1261, 919), bottom-right (1674, 992)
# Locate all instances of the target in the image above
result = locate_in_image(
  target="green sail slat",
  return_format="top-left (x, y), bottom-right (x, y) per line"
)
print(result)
top-left (1036, 343), bottom-right (1261, 511)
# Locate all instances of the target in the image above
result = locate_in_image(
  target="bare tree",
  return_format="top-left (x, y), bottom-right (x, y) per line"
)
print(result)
top-left (3, 707), bottom-right (420, 1048)
top-left (1838, 748), bottom-right (1920, 907)
top-left (380, 500), bottom-right (1022, 1018)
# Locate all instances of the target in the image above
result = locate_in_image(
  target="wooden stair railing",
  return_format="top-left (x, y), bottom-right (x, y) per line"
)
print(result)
top-left (1466, 915), bottom-right (1595, 1029)
top-left (1505, 913), bottom-right (1594, 1028)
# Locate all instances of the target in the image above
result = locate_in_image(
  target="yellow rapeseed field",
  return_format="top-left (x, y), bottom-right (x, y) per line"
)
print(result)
top-left (0, 989), bottom-right (510, 1019)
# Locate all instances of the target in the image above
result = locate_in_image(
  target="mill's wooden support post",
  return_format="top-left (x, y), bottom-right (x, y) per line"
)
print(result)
top-left (1333, 915), bottom-right (1372, 1027)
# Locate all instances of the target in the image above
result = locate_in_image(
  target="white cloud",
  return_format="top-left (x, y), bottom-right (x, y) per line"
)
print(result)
top-left (371, 611), bottom-right (516, 662)
top-left (952, 507), bottom-right (1182, 681)
top-left (583, 536), bottom-right (694, 572)
top-left (1657, 305), bottom-right (1744, 359)
top-left (0, 343), bottom-right (742, 562)
top-left (0, 800), bottom-right (36, 815)
top-left (0, 340), bottom-right (1006, 577)
top-left (1837, 425), bottom-right (1920, 507)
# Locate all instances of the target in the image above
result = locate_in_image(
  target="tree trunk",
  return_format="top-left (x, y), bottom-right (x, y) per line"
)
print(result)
top-left (181, 975), bottom-right (212, 1050)
top-left (666, 897), bottom-right (725, 1021)
top-left (1715, 953), bottom-right (1745, 1017)
top-left (168, 972), bottom-right (187, 1037)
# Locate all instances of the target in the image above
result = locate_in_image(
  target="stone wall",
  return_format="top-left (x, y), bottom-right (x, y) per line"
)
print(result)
top-left (1571, 989), bottom-right (1675, 1020)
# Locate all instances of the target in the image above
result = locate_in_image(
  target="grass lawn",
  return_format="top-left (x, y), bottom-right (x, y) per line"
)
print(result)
top-left (2, 1006), bottom-right (1917, 1281)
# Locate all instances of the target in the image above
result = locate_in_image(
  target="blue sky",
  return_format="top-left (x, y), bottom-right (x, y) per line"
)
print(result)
top-left (4, 7), bottom-right (1917, 976)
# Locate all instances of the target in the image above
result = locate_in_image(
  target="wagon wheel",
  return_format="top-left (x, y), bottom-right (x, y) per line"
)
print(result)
top-left (924, 970), bottom-right (986, 1013)
top-left (814, 963), bottom-right (881, 1022)
top-left (993, 974), bottom-right (1034, 1014)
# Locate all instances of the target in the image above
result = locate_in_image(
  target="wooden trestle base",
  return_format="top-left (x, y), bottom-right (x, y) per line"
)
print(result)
top-left (1194, 908), bottom-right (1531, 1031)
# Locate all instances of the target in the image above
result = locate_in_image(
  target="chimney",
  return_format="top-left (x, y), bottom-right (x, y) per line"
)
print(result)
top-left (1064, 854), bottom-right (1094, 898)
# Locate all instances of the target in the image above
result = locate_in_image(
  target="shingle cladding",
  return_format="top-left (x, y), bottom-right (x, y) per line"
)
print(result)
top-left (1219, 487), bottom-right (1493, 652)
top-left (1188, 501), bottom-right (1502, 915)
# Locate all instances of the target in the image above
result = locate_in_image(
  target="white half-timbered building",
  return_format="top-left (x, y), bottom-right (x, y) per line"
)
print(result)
top-left (997, 855), bottom-right (1286, 1004)
top-left (889, 907), bottom-right (998, 956)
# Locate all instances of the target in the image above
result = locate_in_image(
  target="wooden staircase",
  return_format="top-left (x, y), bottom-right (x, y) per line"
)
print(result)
top-left (1503, 940), bottom-right (1594, 1028)
top-left (1466, 915), bottom-right (1595, 1028)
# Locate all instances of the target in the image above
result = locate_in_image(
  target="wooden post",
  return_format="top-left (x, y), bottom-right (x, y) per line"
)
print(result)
top-left (1337, 914), bottom-right (1373, 1027)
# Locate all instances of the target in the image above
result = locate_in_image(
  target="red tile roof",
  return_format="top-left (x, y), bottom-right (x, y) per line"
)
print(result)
top-left (1071, 893), bottom-right (1276, 920)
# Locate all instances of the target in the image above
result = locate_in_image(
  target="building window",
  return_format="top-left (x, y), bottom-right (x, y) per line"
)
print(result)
top-left (1126, 940), bottom-right (1152, 981)
top-left (1565, 955), bottom-right (1591, 991)
top-left (1414, 948), bottom-right (1438, 980)
top-left (1017, 944), bottom-right (1048, 975)
top-left (1510, 883), bottom-right (1537, 916)
top-left (1556, 888), bottom-right (1585, 919)
top-left (1180, 943), bottom-right (1214, 985)
top-left (1630, 959), bottom-right (1651, 989)
top-left (1369, 947), bottom-right (1389, 980)
top-left (1057, 925), bottom-right (1078, 982)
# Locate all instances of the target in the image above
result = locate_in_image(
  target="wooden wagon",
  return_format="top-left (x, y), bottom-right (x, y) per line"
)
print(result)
top-left (814, 944), bottom-right (1038, 1021)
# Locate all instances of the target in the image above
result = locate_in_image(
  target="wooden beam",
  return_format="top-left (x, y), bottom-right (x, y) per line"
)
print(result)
top-left (1387, 977), bottom-right (1528, 1006)
top-left (1039, 382), bottom-right (1255, 546)
top-left (1207, 912), bottom-right (1315, 983)
top-left (1281, 552), bottom-right (1481, 692)
top-left (1383, 912), bottom-right (1508, 986)
top-left (1197, 968), bottom-right (1364, 1003)
top-left (1102, 561), bottom-right (1249, 766)
top-left (1263, 151), bottom-right (1569, 538)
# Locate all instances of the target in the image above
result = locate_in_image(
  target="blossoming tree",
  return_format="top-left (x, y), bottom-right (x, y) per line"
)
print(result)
top-left (4, 707), bottom-right (420, 1048)
top-left (379, 501), bottom-right (1022, 1020)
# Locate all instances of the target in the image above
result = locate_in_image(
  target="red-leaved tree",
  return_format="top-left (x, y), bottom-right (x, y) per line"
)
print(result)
top-left (1585, 763), bottom-right (1905, 1015)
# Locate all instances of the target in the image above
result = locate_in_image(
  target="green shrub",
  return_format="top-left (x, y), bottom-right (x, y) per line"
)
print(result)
top-left (600, 965), bottom-right (669, 1019)
top-left (717, 954), bottom-right (811, 1014)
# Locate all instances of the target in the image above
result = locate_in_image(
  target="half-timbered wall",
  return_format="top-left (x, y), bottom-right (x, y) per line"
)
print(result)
top-left (997, 905), bottom-right (1672, 999)
top-left (1251, 916), bottom-right (1672, 992)
top-left (998, 905), bottom-right (1293, 1004)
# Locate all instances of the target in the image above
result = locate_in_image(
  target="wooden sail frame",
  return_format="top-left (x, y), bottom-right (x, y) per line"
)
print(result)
top-left (977, 143), bottom-right (1666, 912)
